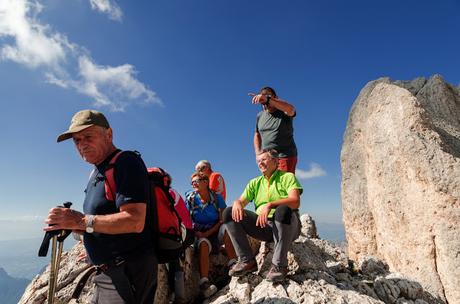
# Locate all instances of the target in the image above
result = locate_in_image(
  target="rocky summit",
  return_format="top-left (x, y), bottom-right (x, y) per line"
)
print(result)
top-left (20, 214), bottom-right (440, 303)
top-left (19, 75), bottom-right (459, 304)
top-left (341, 75), bottom-right (460, 304)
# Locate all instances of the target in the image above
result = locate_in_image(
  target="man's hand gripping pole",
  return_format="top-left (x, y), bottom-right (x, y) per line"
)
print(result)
top-left (38, 202), bottom-right (72, 304)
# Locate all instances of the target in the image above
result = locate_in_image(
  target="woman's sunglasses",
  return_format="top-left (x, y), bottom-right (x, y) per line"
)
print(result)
top-left (191, 178), bottom-right (206, 185)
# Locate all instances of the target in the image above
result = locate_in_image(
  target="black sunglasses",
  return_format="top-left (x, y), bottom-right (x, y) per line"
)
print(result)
top-left (191, 178), bottom-right (206, 185)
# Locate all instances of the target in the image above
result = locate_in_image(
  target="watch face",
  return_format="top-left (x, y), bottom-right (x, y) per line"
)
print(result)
top-left (86, 215), bottom-right (95, 233)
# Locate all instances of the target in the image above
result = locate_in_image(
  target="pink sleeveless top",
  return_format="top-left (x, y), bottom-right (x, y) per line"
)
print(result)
top-left (169, 188), bottom-right (193, 229)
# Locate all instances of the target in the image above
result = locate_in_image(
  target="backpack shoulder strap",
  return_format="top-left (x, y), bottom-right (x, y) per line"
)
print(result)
top-left (104, 150), bottom-right (124, 202)
top-left (185, 191), bottom-right (195, 207)
top-left (209, 190), bottom-right (220, 211)
top-left (185, 191), bottom-right (196, 218)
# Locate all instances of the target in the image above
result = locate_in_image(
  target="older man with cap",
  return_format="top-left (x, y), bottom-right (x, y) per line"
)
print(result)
top-left (195, 160), bottom-right (226, 201)
top-left (44, 109), bottom-right (157, 304)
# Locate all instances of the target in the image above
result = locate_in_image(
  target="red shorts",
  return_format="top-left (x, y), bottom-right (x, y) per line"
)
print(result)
top-left (277, 156), bottom-right (297, 174)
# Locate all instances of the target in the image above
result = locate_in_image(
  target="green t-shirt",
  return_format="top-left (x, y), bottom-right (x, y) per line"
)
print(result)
top-left (241, 170), bottom-right (303, 218)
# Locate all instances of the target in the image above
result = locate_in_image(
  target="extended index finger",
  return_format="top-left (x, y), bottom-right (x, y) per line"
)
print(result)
top-left (248, 93), bottom-right (256, 96)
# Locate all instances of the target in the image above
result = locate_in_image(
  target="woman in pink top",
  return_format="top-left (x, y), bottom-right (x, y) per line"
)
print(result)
top-left (160, 170), bottom-right (193, 304)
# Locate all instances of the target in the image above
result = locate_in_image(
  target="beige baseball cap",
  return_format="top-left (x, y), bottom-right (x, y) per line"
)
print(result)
top-left (57, 109), bottom-right (110, 142)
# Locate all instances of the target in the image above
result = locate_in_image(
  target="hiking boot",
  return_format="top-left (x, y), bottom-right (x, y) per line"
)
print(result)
top-left (228, 259), bottom-right (258, 277)
top-left (266, 264), bottom-right (288, 282)
top-left (169, 292), bottom-right (187, 304)
top-left (227, 258), bottom-right (237, 269)
top-left (200, 279), bottom-right (217, 298)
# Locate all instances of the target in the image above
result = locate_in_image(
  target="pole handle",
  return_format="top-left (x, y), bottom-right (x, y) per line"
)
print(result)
top-left (38, 202), bottom-right (73, 257)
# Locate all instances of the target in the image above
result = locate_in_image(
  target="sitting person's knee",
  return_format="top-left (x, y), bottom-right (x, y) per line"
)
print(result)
top-left (198, 238), bottom-right (211, 254)
top-left (200, 240), bottom-right (209, 250)
top-left (274, 205), bottom-right (292, 224)
top-left (222, 207), bottom-right (233, 223)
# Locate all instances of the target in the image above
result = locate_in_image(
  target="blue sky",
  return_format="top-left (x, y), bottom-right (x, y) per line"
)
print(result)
top-left (0, 0), bottom-right (459, 241)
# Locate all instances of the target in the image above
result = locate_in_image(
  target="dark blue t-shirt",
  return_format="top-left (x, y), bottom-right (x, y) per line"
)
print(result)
top-left (83, 150), bottom-right (152, 265)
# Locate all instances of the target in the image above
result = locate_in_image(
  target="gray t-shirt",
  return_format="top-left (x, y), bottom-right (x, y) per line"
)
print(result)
top-left (256, 110), bottom-right (297, 158)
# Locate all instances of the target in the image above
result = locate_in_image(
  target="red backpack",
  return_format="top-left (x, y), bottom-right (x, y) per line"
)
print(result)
top-left (104, 151), bottom-right (183, 264)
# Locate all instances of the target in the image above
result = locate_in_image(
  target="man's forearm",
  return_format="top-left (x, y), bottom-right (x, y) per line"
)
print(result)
top-left (254, 132), bottom-right (261, 154)
top-left (266, 197), bottom-right (300, 210)
top-left (203, 221), bottom-right (221, 238)
top-left (234, 198), bottom-right (249, 209)
top-left (90, 203), bottom-right (146, 234)
top-left (270, 98), bottom-right (296, 117)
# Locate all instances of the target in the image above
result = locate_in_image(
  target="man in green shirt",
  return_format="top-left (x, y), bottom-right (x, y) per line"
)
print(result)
top-left (223, 149), bottom-right (303, 282)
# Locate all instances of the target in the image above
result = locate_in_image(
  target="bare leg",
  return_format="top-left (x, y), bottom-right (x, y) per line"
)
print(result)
top-left (199, 242), bottom-right (210, 279)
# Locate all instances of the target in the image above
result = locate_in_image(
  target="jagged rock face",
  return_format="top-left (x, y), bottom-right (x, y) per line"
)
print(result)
top-left (19, 214), bottom-right (439, 304)
top-left (19, 230), bottom-right (260, 303)
top-left (19, 243), bottom-right (93, 304)
top-left (19, 241), bottom-right (235, 304)
top-left (209, 235), bottom-right (439, 304)
top-left (341, 75), bottom-right (460, 304)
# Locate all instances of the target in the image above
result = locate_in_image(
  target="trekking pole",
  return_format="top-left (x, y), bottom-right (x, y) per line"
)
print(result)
top-left (38, 202), bottom-right (72, 304)
top-left (53, 202), bottom-right (72, 295)
top-left (48, 236), bottom-right (58, 304)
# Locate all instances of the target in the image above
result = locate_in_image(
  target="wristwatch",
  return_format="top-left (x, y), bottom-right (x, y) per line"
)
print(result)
top-left (86, 215), bottom-right (95, 233)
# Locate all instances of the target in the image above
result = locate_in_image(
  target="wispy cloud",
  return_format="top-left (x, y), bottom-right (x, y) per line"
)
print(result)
top-left (0, 0), bottom-right (158, 111)
top-left (0, 0), bottom-right (69, 68)
top-left (47, 56), bottom-right (162, 111)
top-left (296, 163), bottom-right (327, 180)
top-left (89, 0), bottom-right (123, 22)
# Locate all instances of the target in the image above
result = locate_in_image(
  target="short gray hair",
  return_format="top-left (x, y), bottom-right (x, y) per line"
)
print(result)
top-left (258, 149), bottom-right (279, 159)
top-left (195, 160), bottom-right (212, 171)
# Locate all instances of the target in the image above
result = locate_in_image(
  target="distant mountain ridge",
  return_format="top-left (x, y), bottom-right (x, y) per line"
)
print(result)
top-left (0, 267), bottom-right (30, 304)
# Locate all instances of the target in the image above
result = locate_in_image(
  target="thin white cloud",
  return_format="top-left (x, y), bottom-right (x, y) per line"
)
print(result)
top-left (0, 0), bottom-right (69, 68)
top-left (47, 56), bottom-right (162, 111)
top-left (0, 0), bottom-right (159, 111)
top-left (89, 0), bottom-right (122, 22)
top-left (296, 163), bottom-right (327, 180)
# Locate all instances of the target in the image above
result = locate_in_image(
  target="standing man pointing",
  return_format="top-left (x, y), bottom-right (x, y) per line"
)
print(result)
top-left (45, 109), bottom-right (157, 304)
top-left (251, 86), bottom-right (298, 173)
